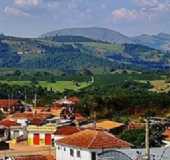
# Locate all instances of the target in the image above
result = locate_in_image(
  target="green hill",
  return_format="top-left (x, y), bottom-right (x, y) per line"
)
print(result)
top-left (0, 34), bottom-right (170, 72)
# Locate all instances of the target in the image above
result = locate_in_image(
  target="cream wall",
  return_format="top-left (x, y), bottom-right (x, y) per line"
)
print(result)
top-left (56, 145), bottom-right (92, 160)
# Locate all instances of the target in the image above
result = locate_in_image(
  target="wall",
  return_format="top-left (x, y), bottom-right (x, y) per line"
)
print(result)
top-left (56, 145), bottom-right (92, 160)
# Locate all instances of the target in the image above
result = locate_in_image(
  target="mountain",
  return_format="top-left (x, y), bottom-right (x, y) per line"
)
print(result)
top-left (42, 27), bottom-right (170, 51)
top-left (41, 27), bottom-right (134, 44)
top-left (132, 33), bottom-right (170, 51)
top-left (0, 34), bottom-right (170, 72)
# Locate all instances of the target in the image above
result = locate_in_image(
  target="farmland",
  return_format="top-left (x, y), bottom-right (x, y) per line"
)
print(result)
top-left (0, 80), bottom-right (92, 92)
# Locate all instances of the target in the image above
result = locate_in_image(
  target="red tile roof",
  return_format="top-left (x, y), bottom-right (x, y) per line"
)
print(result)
top-left (57, 129), bottom-right (132, 149)
top-left (0, 99), bottom-right (19, 108)
top-left (68, 96), bottom-right (80, 105)
top-left (54, 126), bottom-right (80, 136)
top-left (75, 113), bottom-right (86, 122)
top-left (0, 119), bottom-right (19, 127)
top-left (11, 112), bottom-right (52, 121)
top-left (30, 118), bottom-right (45, 126)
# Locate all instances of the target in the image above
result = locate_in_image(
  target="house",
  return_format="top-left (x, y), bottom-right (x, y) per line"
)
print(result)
top-left (0, 99), bottom-right (26, 113)
top-left (96, 120), bottom-right (125, 134)
top-left (53, 125), bottom-right (80, 141)
top-left (27, 124), bottom-right (56, 146)
top-left (81, 120), bottom-right (125, 134)
top-left (0, 119), bottom-right (27, 142)
top-left (55, 129), bottom-right (131, 160)
top-left (10, 112), bottom-right (53, 126)
top-left (0, 125), bottom-right (9, 150)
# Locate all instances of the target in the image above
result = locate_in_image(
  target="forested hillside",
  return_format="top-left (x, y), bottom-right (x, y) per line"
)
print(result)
top-left (0, 34), bottom-right (170, 73)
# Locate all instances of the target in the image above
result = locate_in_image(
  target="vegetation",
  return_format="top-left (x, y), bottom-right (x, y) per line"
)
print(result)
top-left (1, 34), bottom-right (170, 73)
top-left (120, 129), bottom-right (145, 147)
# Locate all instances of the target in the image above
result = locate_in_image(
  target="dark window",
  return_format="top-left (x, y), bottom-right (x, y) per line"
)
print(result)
top-left (58, 146), bottom-right (60, 150)
top-left (64, 147), bottom-right (66, 151)
top-left (91, 152), bottom-right (96, 160)
top-left (77, 150), bottom-right (81, 158)
top-left (70, 149), bottom-right (74, 157)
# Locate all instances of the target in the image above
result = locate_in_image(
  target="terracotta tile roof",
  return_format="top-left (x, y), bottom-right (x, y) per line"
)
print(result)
top-left (68, 96), bottom-right (80, 105)
top-left (30, 118), bottom-right (45, 126)
top-left (54, 126), bottom-right (80, 136)
top-left (0, 99), bottom-right (19, 108)
top-left (75, 113), bottom-right (86, 122)
top-left (11, 112), bottom-right (52, 121)
top-left (54, 96), bottom-right (80, 106)
top-left (96, 120), bottom-right (125, 130)
top-left (57, 129), bottom-right (132, 149)
top-left (0, 119), bottom-right (19, 127)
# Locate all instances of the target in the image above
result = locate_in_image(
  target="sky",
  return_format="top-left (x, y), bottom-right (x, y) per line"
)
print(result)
top-left (0, 0), bottom-right (170, 37)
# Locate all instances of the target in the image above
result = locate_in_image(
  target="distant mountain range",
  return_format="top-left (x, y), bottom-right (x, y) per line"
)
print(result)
top-left (1, 28), bottom-right (170, 73)
top-left (42, 27), bottom-right (170, 51)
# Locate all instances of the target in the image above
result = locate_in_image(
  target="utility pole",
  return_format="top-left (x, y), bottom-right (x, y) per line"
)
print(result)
top-left (144, 118), bottom-right (150, 160)
top-left (33, 93), bottom-right (37, 116)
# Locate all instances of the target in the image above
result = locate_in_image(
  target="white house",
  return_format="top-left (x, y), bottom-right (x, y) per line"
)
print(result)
top-left (55, 129), bottom-right (131, 160)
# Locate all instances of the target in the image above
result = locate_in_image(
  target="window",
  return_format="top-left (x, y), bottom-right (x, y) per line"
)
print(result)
top-left (77, 150), bottom-right (81, 158)
top-left (64, 147), bottom-right (66, 151)
top-left (58, 146), bottom-right (60, 150)
top-left (70, 149), bottom-right (74, 157)
top-left (91, 152), bottom-right (96, 160)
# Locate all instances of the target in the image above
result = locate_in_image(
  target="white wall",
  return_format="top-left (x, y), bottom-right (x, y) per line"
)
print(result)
top-left (56, 145), bottom-right (92, 160)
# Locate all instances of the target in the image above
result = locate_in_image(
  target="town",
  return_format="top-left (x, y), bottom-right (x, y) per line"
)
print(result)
top-left (1, 0), bottom-right (170, 159)
top-left (0, 96), bottom-right (169, 160)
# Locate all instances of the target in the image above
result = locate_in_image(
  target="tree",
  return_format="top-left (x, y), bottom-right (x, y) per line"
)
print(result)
top-left (0, 111), bottom-right (5, 120)
top-left (120, 129), bottom-right (145, 148)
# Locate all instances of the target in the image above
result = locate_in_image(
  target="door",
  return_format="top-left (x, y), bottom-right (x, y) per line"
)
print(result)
top-left (33, 133), bottom-right (40, 145)
top-left (91, 152), bottom-right (96, 160)
top-left (45, 133), bottom-right (51, 145)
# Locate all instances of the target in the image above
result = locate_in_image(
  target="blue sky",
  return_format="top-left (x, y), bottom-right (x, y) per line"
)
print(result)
top-left (0, 0), bottom-right (170, 37)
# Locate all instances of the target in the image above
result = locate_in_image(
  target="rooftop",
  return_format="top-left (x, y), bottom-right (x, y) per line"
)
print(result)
top-left (0, 99), bottom-right (19, 108)
top-left (54, 126), bottom-right (80, 136)
top-left (0, 119), bottom-right (19, 127)
top-left (96, 120), bottom-right (124, 130)
top-left (57, 129), bottom-right (131, 149)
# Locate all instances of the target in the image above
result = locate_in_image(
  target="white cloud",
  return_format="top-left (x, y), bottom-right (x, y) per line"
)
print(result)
top-left (112, 0), bottom-right (170, 22)
top-left (4, 6), bottom-right (30, 16)
top-left (14, 0), bottom-right (41, 7)
top-left (112, 8), bottom-right (141, 21)
top-left (135, 0), bottom-right (159, 7)
top-left (135, 0), bottom-right (170, 12)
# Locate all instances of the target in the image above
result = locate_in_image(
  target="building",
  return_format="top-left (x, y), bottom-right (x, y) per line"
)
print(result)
top-left (0, 125), bottom-right (9, 150)
top-left (10, 112), bottom-right (53, 126)
top-left (55, 129), bottom-right (131, 160)
top-left (0, 119), bottom-right (27, 142)
top-left (81, 120), bottom-right (125, 134)
top-left (0, 99), bottom-right (25, 113)
top-left (27, 124), bottom-right (56, 146)
top-left (96, 120), bottom-right (125, 134)
top-left (53, 125), bottom-right (80, 141)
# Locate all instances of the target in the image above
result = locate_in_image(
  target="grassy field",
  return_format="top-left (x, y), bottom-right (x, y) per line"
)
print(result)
top-left (0, 80), bottom-right (92, 92)
top-left (149, 80), bottom-right (170, 93)
top-left (38, 81), bottom-right (91, 92)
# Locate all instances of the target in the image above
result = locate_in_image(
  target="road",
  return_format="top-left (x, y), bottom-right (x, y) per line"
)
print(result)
top-left (0, 142), bottom-right (55, 158)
